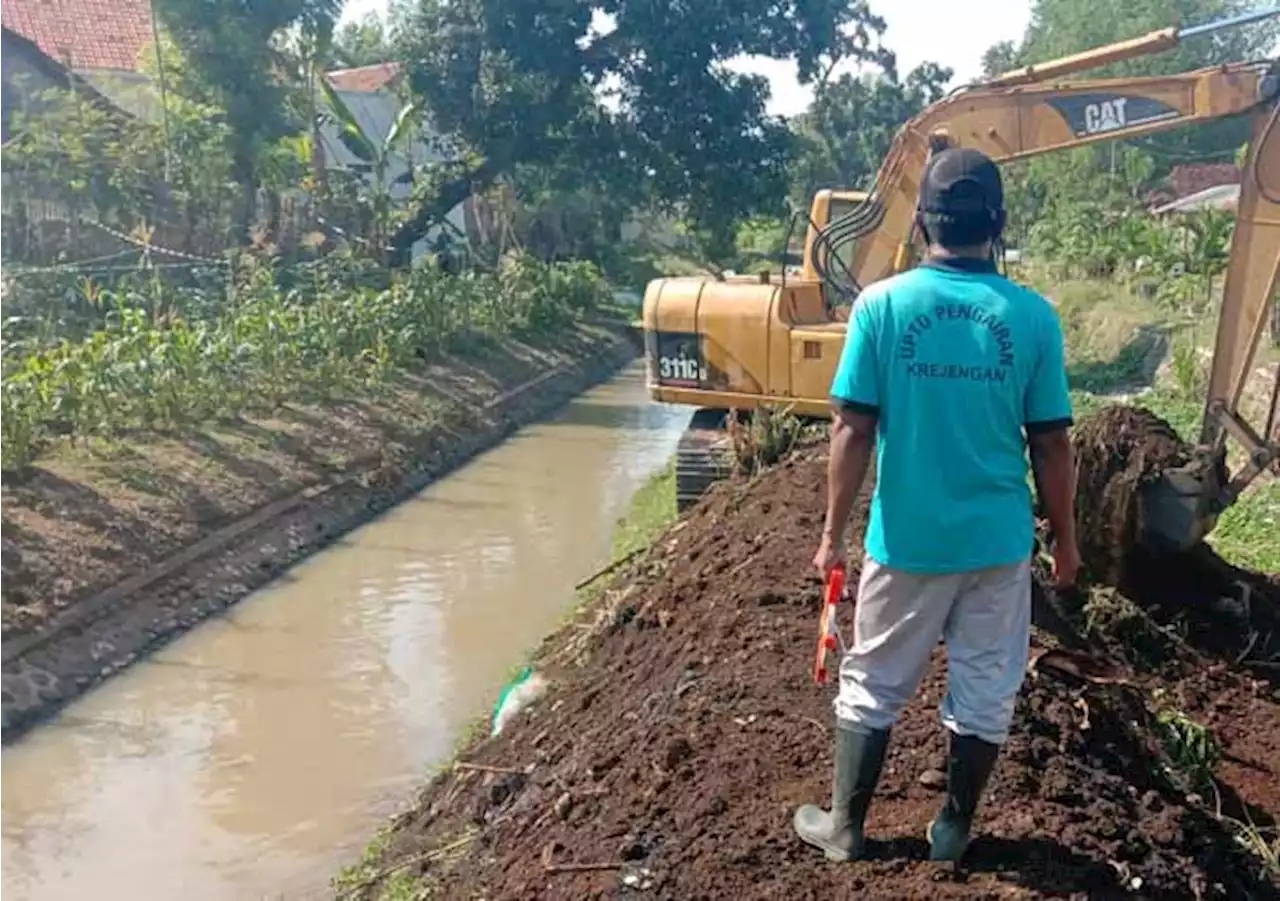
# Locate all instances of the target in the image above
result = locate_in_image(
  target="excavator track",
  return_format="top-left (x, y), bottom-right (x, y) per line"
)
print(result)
top-left (675, 409), bottom-right (734, 512)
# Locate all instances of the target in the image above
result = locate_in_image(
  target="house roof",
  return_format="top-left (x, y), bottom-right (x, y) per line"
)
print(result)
top-left (1145, 162), bottom-right (1240, 209)
top-left (1, 26), bottom-right (74, 89)
top-left (1167, 163), bottom-right (1239, 199)
top-left (326, 62), bottom-right (403, 93)
top-left (2, 26), bottom-right (132, 143)
top-left (1, 0), bottom-right (153, 72)
top-left (1151, 183), bottom-right (1240, 215)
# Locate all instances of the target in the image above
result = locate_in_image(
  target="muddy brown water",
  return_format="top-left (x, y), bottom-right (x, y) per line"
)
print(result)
top-left (1, 363), bottom-right (688, 901)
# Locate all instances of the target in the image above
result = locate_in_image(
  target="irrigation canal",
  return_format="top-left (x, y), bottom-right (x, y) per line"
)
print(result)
top-left (2, 362), bottom-right (689, 900)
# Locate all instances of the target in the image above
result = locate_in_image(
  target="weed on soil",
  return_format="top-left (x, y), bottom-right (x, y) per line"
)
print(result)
top-left (343, 408), bottom-right (1279, 900)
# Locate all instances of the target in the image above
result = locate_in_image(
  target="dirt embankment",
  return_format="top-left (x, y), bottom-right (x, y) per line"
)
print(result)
top-left (349, 408), bottom-right (1280, 901)
top-left (1, 323), bottom-right (639, 741)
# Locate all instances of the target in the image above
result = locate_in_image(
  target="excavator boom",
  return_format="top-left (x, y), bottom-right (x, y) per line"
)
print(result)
top-left (817, 61), bottom-right (1279, 292)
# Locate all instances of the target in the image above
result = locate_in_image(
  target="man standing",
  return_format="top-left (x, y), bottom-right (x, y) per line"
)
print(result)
top-left (793, 147), bottom-right (1080, 863)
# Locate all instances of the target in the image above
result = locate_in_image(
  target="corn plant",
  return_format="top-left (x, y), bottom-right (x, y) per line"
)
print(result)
top-left (0, 254), bottom-right (610, 473)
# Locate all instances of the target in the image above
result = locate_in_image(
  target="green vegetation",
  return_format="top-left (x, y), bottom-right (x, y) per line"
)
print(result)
top-left (1155, 705), bottom-right (1222, 791)
top-left (0, 256), bottom-right (612, 472)
top-left (1228, 815), bottom-right (1280, 882)
top-left (1207, 483), bottom-right (1280, 572)
top-left (391, 0), bottom-right (894, 260)
top-left (1041, 276), bottom-right (1170, 393)
top-left (727, 406), bottom-right (812, 477)
top-left (1057, 269), bottom-right (1276, 576)
top-left (788, 62), bottom-right (952, 206)
top-left (611, 463), bottom-right (677, 561)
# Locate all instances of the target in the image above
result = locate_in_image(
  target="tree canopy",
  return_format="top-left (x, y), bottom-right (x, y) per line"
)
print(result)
top-left (332, 10), bottom-right (401, 69)
top-left (153, 0), bottom-right (341, 186)
top-left (788, 62), bottom-right (952, 205)
top-left (392, 0), bottom-right (893, 260)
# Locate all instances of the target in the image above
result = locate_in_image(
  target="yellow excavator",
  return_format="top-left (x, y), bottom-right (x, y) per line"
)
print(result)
top-left (642, 9), bottom-right (1280, 554)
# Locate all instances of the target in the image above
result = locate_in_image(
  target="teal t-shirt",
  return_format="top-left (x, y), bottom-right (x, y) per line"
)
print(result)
top-left (830, 257), bottom-right (1072, 574)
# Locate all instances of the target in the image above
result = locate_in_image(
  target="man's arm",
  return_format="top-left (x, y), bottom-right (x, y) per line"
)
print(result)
top-left (816, 293), bottom-right (881, 574)
top-left (1025, 304), bottom-right (1080, 586)
top-left (823, 406), bottom-right (878, 548)
top-left (1029, 428), bottom-right (1077, 555)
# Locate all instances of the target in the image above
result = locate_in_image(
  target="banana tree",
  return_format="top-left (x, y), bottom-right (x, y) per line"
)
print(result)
top-left (319, 75), bottom-right (419, 260)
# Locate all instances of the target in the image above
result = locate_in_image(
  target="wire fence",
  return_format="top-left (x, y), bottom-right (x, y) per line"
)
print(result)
top-left (1, 183), bottom-right (317, 273)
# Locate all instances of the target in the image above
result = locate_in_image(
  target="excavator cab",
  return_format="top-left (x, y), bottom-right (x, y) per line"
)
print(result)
top-left (643, 189), bottom-right (871, 509)
top-left (642, 188), bottom-right (870, 423)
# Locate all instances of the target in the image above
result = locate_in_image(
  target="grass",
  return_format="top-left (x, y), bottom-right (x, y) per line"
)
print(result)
top-left (610, 462), bottom-right (678, 560)
top-left (1206, 482), bottom-right (1280, 572)
top-left (1033, 274), bottom-right (1170, 394)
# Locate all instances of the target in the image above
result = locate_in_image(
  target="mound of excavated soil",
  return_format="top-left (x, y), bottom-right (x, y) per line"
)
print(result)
top-left (1068, 405), bottom-right (1279, 675)
top-left (352, 447), bottom-right (1280, 901)
top-left (1071, 405), bottom-right (1193, 584)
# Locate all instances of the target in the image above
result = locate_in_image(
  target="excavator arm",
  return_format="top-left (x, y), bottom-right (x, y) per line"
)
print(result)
top-left (645, 12), bottom-right (1280, 530)
top-left (1143, 103), bottom-right (1280, 553)
top-left (808, 60), bottom-right (1280, 292)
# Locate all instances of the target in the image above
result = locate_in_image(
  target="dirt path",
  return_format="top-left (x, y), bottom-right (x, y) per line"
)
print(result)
top-left (1, 324), bottom-right (639, 741)
top-left (347, 434), bottom-right (1280, 900)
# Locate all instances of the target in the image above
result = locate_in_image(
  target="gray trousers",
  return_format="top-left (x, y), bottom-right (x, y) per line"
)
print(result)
top-left (834, 556), bottom-right (1032, 745)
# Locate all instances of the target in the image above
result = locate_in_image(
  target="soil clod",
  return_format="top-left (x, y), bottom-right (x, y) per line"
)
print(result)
top-left (1071, 405), bottom-right (1193, 584)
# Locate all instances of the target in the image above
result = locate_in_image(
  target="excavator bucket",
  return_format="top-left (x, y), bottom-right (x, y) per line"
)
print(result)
top-left (1137, 454), bottom-right (1225, 555)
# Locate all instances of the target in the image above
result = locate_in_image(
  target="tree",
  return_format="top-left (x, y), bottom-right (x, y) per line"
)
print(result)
top-left (391, 0), bottom-right (892, 263)
top-left (332, 13), bottom-right (395, 68)
top-left (789, 62), bottom-right (953, 204)
top-left (152, 0), bottom-right (342, 200)
top-left (980, 40), bottom-right (1020, 80)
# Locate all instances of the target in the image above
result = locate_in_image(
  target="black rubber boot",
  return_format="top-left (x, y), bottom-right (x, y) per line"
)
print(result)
top-left (793, 723), bottom-right (890, 861)
top-left (927, 732), bottom-right (1001, 862)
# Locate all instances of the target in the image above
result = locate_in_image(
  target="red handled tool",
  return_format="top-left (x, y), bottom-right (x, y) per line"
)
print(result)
top-left (813, 563), bottom-right (847, 684)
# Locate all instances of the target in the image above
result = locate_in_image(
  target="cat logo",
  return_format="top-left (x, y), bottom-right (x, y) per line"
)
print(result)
top-left (1047, 93), bottom-right (1180, 140)
top-left (1083, 97), bottom-right (1127, 134)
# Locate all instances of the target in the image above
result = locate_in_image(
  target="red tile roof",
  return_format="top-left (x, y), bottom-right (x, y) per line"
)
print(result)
top-left (326, 62), bottom-right (403, 93)
top-left (2, 0), bottom-right (152, 72)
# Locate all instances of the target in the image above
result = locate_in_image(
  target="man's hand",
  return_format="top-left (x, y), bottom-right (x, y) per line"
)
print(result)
top-left (813, 533), bottom-right (845, 576)
top-left (1052, 539), bottom-right (1082, 588)
top-left (818, 406), bottom-right (876, 579)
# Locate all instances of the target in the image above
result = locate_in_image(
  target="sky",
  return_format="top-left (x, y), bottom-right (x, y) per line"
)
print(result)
top-left (338, 0), bottom-right (1033, 116)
